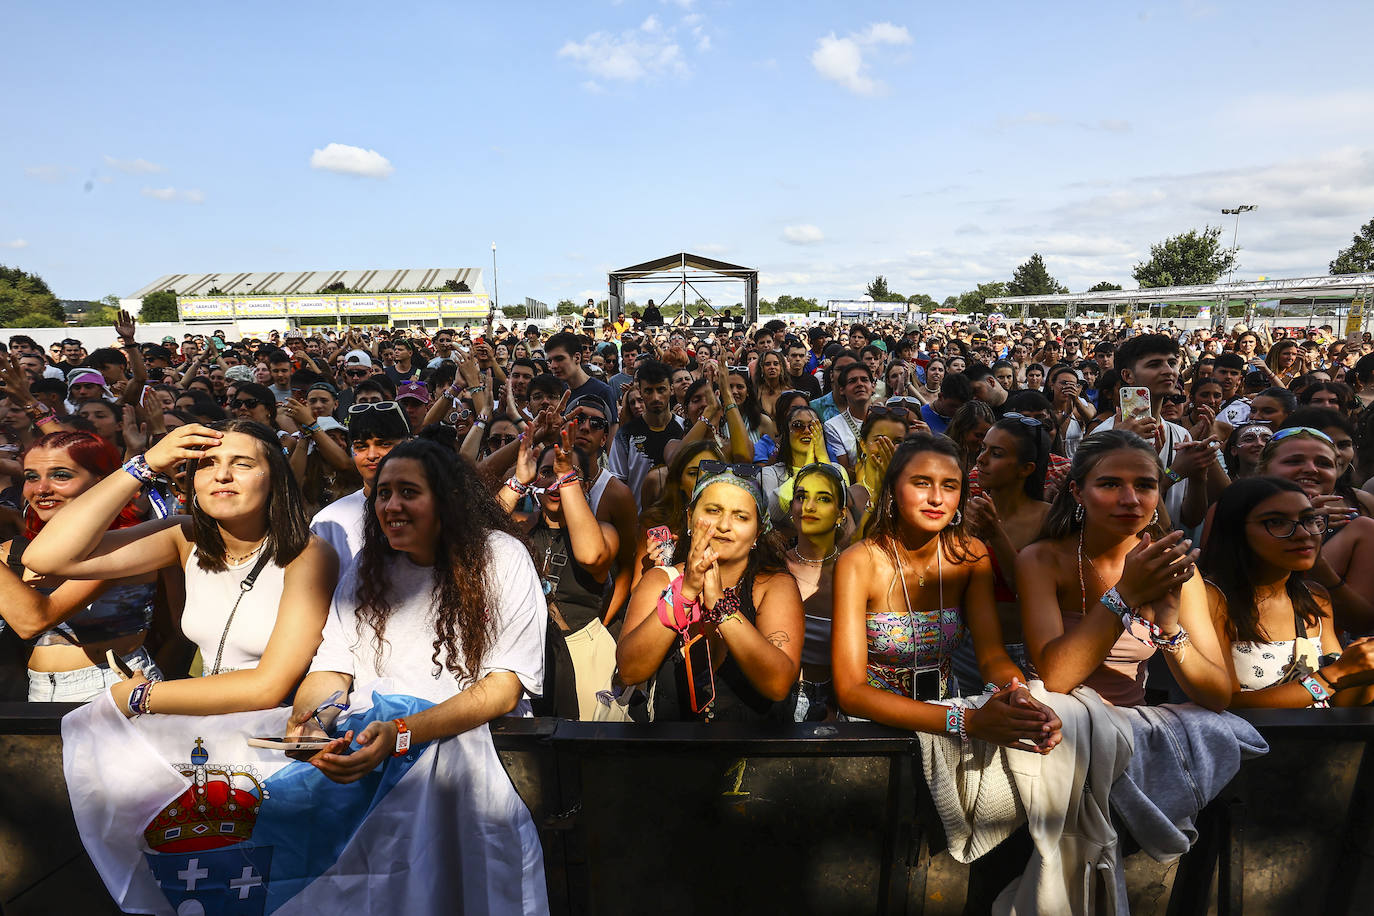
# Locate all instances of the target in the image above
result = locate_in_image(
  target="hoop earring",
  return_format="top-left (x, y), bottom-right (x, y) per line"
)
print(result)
top-left (951, 509), bottom-right (963, 526)
top-left (1152, 508), bottom-right (1159, 526)
top-left (1073, 503), bottom-right (1084, 523)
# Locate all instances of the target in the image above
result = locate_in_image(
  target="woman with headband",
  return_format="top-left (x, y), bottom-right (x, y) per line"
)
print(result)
top-left (617, 464), bottom-right (803, 722)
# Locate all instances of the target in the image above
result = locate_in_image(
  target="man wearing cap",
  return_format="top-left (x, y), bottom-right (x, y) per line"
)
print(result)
top-left (395, 379), bottom-right (431, 432)
top-left (334, 349), bottom-right (375, 416)
top-left (305, 381), bottom-right (340, 421)
top-left (309, 401), bottom-right (413, 569)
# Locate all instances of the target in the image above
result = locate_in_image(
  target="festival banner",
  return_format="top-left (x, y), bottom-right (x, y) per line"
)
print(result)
top-left (179, 299), bottom-right (235, 319)
top-left (283, 297), bottom-right (336, 315)
top-left (338, 296), bottom-right (388, 315)
top-left (62, 685), bottom-right (547, 915)
top-left (389, 296), bottom-right (440, 314)
top-left (234, 298), bottom-right (287, 318)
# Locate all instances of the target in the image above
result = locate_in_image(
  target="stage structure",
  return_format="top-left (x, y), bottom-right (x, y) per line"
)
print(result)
top-left (608, 253), bottom-right (759, 326)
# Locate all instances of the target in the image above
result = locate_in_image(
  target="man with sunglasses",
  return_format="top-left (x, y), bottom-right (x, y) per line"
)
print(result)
top-left (565, 395), bottom-right (639, 623)
top-left (309, 402), bottom-right (412, 569)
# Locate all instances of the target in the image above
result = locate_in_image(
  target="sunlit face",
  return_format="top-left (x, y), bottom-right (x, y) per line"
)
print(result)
top-left (786, 347), bottom-right (808, 376)
top-left (152, 388), bottom-right (176, 412)
top-left (1192, 382), bottom-right (1223, 414)
top-left (947, 356), bottom-right (966, 374)
top-left (374, 457), bottom-right (440, 564)
top-left (1049, 370), bottom-right (1079, 402)
top-left (1324, 425), bottom-right (1356, 476)
top-left (671, 369), bottom-right (694, 402)
top-left (1275, 345), bottom-right (1299, 370)
top-left (886, 364), bottom-right (908, 394)
top-left (307, 389), bottom-right (337, 418)
top-left (77, 402), bottom-right (119, 440)
top-left (993, 366), bottom-right (1015, 391)
top-left (976, 427), bottom-right (1032, 490)
top-left (192, 432), bottom-right (272, 523)
top-left (1213, 366), bottom-right (1242, 398)
top-left (1122, 352), bottom-right (1179, 397)
top-left (1246, 490), bottom-right (1321, 573)
top-left (786, 408), bottom-right (821, 454)
top-left (891, 450), bottom-right (964, 534)
top-left (761, 353), bottom-right (782, 381)
top-left (863, 418), bottom-right (906, 454)
top-left (1262, 438), bottom-right (1338, 498)
top-left (23, 446), bottom-right (100, 522)
top-left (69, 381), bottom-right (104, 403)
top-left (1249, 395), bottom-right (1288, 426)
top-left (842, 368), bottom-right (873, 406)
top-left (688, 481), bottom-right (759, 563)
top-left (546, 346), bottom-right (578, 380)
top-left (728, 373), bottom-right (749, 406)
top-left (568, 405), bottom-right (609, 454)
top-left (231, 393), bottom-right (273, 425)
top-left (1075, 449), bottom-right (1160, 536)
top-left (924, 360), bottom-right (945, 390)
top-left (351, 435), bottom-right (403, 488)
top-left (790, 470), bottom-right (843, 539)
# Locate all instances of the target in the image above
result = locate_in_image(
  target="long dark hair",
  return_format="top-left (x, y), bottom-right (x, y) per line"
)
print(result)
top-left (640, 440), bottom-right (725, 537)
top-left (191, 419), bottom-right (309, 571)
top-left (726, 367), bottom-right (765, 430)
top-left (989, 416), bottom-right (1050, 501)
top-left (1198, 476), bottom-right (1322, 643)
top-left (1039, 429), bottom-right (1161, 541)
top-left (864, 434), bottom-right (974, 562)
top-left (353, 439), bottom-right (525, 681)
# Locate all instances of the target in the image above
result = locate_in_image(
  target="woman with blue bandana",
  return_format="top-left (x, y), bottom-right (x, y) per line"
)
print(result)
top-left (616, 464), bottom-right (803, 722)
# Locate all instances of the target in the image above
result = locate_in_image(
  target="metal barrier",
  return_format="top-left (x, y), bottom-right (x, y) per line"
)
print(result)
top-left (4, 705), bottom-right (1374, 915)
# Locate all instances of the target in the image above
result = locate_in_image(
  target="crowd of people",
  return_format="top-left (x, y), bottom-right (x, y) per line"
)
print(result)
top-left (8, 305), bottom-right (1374, 909)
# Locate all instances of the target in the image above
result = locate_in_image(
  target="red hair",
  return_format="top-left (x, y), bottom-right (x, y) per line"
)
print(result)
top-left (23, 432), bottom-right (143, 538)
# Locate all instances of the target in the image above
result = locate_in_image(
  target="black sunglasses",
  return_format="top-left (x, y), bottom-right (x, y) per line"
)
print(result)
top-left (1164, 394), bottom-right (1188, 405)
top-left (233, 398), bottom-right (262, 410)
top-left (344, 367), bottom-right (370, 377)
top-left (696, 460), bottom-right (762, 483)
top-left (868, 405), bottom-right (913, 419)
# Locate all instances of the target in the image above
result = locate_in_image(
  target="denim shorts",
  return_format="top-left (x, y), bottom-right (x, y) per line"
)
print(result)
top-left (27, 646), bottom-right (162, 702)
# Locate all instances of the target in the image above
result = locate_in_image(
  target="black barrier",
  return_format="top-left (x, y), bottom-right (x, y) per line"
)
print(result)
top-left (5, 704), bottom-right (1374, 914)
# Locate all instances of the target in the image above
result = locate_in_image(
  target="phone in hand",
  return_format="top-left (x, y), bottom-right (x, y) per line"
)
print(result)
top-left (247, 735), bottom-right (334, 752)
top-left (1119, 386), bottom-right (1151, 421)
top-left (681, 631), bottom-right (715, 715)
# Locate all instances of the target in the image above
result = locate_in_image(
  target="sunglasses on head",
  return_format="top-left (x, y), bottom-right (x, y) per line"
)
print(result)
top-left (1001, 412), bottom-right (1044, 428)
top-left (1271, 426), bottom-right (1334, 446)
top-left (868, 404), bottom-right (913, 420)
top-left (347, 401), bottom-right (402, 416)
top-left (696, 460), bottom-right (762, 484)
top-left (885, 396), bottom-right (922, 409)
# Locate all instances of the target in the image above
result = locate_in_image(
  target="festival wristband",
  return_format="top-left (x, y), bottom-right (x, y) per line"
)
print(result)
top-left (504, 477), bottom-right (530, 496)
top-left (1300, 674), bottom-right (1332, 705)
top-left (656, 578), bottom-right (701, 632)
top-left (122, 455), bottom-right (158, 483)
top-left (1163, 466), bottom-right (1183, 484)
top-left (300, 422), bottom-right (321, 436)
top-left (944, 706), bottom-right (968, 742)
top-left (392, 718), bottom-right (411, 757)
top-left (554, 471), bottom-right (581, 490)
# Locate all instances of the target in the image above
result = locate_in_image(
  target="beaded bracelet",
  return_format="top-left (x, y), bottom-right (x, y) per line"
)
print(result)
top-left (122, 455), bottom-right (158, 484)
top-left (1100, 586), bottom-right (1160, 645)
top-left (1151, 627), bottom-right (1191, 653)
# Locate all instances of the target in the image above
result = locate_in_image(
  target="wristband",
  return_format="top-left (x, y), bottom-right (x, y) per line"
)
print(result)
top-left (122, 455), bottom-right (158, 483)
top-left (504, 477), bottom-right (530, 496)
top-left (656, 578), bottom-right (701, 632)
top-left (127, 681), bottom-right (151, 717)
top-left (300, 422), bottom-right (321, 436)
top-left (723, 402), bottom-right (740, 413)
top-left (554, 471), bottom-right (581, 490)
top-left (1300, 674), bottom-right (1333, 705)
top-left (1151, 626), bottom-right (1190, 653)
top-left (1163, 466), bottom-right (1183, 484)
top-left (465, 385), bottom-right (487, 394)
top-left (944, 706), bottom-right (968, 743)
top-left (392, 718), bottom-right (411, 757)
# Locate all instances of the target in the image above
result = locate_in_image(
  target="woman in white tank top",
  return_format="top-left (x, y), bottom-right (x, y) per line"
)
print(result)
top-left (25, 419), bottom-right (338, 717)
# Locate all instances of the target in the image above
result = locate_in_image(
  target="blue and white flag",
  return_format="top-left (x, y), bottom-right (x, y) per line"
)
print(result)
top-left (62, 683), bottom-right (548, 915)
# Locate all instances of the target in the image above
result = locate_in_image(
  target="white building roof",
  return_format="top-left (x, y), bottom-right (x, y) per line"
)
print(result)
top-left (129, 268), bottom-right (485, 299)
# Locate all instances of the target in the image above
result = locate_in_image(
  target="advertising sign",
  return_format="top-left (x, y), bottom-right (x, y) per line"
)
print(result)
top-left (285, 297), bottom-right (336, 315)
top-left (339, 296), bottom-right (387, 315)
top-left (179, 298), bottom-right (234, 319)
top-left (390, 296), bottom-right (440, 314)
top-left (234, 297), bottom-right (286, 317)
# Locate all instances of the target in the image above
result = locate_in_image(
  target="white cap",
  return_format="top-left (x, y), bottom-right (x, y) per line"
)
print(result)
top-left (343, 349), bottom-right (373, 367)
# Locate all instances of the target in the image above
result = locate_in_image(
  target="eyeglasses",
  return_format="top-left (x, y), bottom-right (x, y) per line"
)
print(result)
top-left (572, 415), bottom-right (609, 431)
top-left (728, 365), bottom-right (750, 374)
top-left (868, 405), bottom-right (913, 420)
top-left (789, 418), bottom-right (817, 431)
top-left (1001, 412), bottom-right (1044, 428)
top-left (233, 398), bottom-right (262, 410)
top-left (348, 401), bottom-right (402, 416)
top-left (1253, 515), bottom-right (1328, 539)
top-left (1271, 426), bottom-right (1335, 446)
top-left (885, 396), bottom-right (922, 409)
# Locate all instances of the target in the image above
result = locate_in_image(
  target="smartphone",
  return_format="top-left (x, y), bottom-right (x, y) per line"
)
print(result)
top-left (647, 526), bottom-right (674, 566)
top-left (680, 632), bottom-right (715, 715)
top-left (247, 736), bottom-right (334, 751)
top-left (912, 668), bottom-right (941, 702)
top-left (1119, 386), bottom-right (1151, 421)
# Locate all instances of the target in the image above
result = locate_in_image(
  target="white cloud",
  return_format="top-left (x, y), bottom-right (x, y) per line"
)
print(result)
top-left (782, 224), bottom-right (825, 245)
top-left (810, 22), bottom-right (911, 96)
top-left (103, 155), bottom-right (165, 175)
top-left (1, 239), bottom-right (28, 249)
top-left (309, 143), bottom-right (395, 179)
top-left (141, 187), bottom-right (205, 204)
top-left (558, 25), bottom-right (687, 83)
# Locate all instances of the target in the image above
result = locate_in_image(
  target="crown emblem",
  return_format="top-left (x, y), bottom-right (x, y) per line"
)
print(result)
top-left (144, 738), bottom-right (269, 854)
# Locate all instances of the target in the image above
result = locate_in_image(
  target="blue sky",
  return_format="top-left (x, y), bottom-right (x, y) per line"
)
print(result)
top-left (4, 0), bottom-right (1373, 308)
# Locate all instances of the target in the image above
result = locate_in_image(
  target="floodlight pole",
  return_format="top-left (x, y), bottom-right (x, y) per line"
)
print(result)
top-left (490, 242), bottom-right (499, 317)
top-left (1221, 205), bottom-right (1256, 284)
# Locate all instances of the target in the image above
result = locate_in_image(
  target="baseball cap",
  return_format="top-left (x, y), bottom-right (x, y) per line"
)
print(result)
top-left (395, 380), bottom-right (429, 403)
top-left (161, 335), bottom-right (177, 344)
top-left (308, 381), bottom-right (339, 396)
top-left (314, 416), bottom-right (345, 434)
top-left (904, 322), bottom-right (921, 335)
top-left (343, 349), bottom-right (373, 367)
top-left (224, 365), bottom-right (256, 385)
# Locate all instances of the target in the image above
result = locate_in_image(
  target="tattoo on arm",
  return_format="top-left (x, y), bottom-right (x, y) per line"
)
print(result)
top-left (765, 630), bottom-right (789, 649)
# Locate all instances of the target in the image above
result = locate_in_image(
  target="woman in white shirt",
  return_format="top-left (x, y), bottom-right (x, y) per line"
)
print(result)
top-left (23, 420), bottom-right (337, 716)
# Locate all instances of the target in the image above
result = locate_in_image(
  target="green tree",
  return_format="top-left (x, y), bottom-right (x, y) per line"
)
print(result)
top-left (953, 282), bottom-right (1007, 314)
top-left (501, 305), bottom-right (528, 319)
top-left (6, 311), bottom-right (65, 328)
top-left (1330, 218), bottom-right (1374, 275)
top-left (1007, 253), bottom-right (1069, 297)
top-left (1132, 226), bottom-right (1236, 288)
top-left (761, 293), bottom-right (819, 314)
top-left (1086, 281), bottom-right (1123, 293)
top-left (140, 289), bottom-right (179, 322)
top-left (443, 278), bottom-right (471, 293)
top-left (79, 306), bottom-right (120, 327)
top-left (866, 275), bottom-right (892, 300)
top-left (906, 293), bottom-right (937, 310)
top-left (555, 298), bottom-right (578, 315)
top-left (0, 265), bottom-right (65, 326)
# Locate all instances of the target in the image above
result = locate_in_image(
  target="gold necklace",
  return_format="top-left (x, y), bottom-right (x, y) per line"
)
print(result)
top-left (225, 539), bottom-right (267, 564)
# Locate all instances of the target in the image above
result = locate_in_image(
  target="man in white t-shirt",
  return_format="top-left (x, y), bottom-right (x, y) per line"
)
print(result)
top-left (1093, 334), bottom-right (1228, 529)
top-left (309, 404), bottom-right (412, 569)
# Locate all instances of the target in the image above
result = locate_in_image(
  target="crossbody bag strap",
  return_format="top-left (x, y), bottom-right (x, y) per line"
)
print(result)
top-left (208, 550), bottom-right (274, 677)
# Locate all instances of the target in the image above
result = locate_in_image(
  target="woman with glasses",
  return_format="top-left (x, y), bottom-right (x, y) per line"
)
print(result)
top-left (1019, 430), bottom-right (1232, 711)
top-left (635, 440), bottom-right (726, 588)
top-left (833, 435), bottom-right (1061, 743)
top-left (24, 420), bottom-right (337, 717)
top-left (1045, 364), bottom-right (1095, 459)
top-left (788, 463), bottom-right (850, 721)
top-left (1201, 476), bottom-right (1374, 708)
top-left (1160, 391), bottom-right (1188, 424)
top-left (500, 427), bottom-right (618, 720)
top-left (759, 403), bottom-right (832, 528)
top-left (228, 382), bottom-right (277, 429)
top-left (618, 465), bottom-right (803, 722)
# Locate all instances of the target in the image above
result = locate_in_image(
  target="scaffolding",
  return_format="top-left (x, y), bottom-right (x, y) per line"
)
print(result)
top-left (607, 252), bottom-right (759, 326)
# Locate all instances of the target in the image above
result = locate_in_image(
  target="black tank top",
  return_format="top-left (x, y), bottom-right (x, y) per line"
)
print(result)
top-left (530, 520), bottom-right (609, 632)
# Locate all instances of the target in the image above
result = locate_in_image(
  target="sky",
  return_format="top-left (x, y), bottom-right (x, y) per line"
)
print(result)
top-left (4, 0), bottom-right (1374, 310)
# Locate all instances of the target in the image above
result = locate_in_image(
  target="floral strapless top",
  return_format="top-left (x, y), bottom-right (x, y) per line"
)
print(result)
top-left (865, 607), bottom-right (964, 700)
